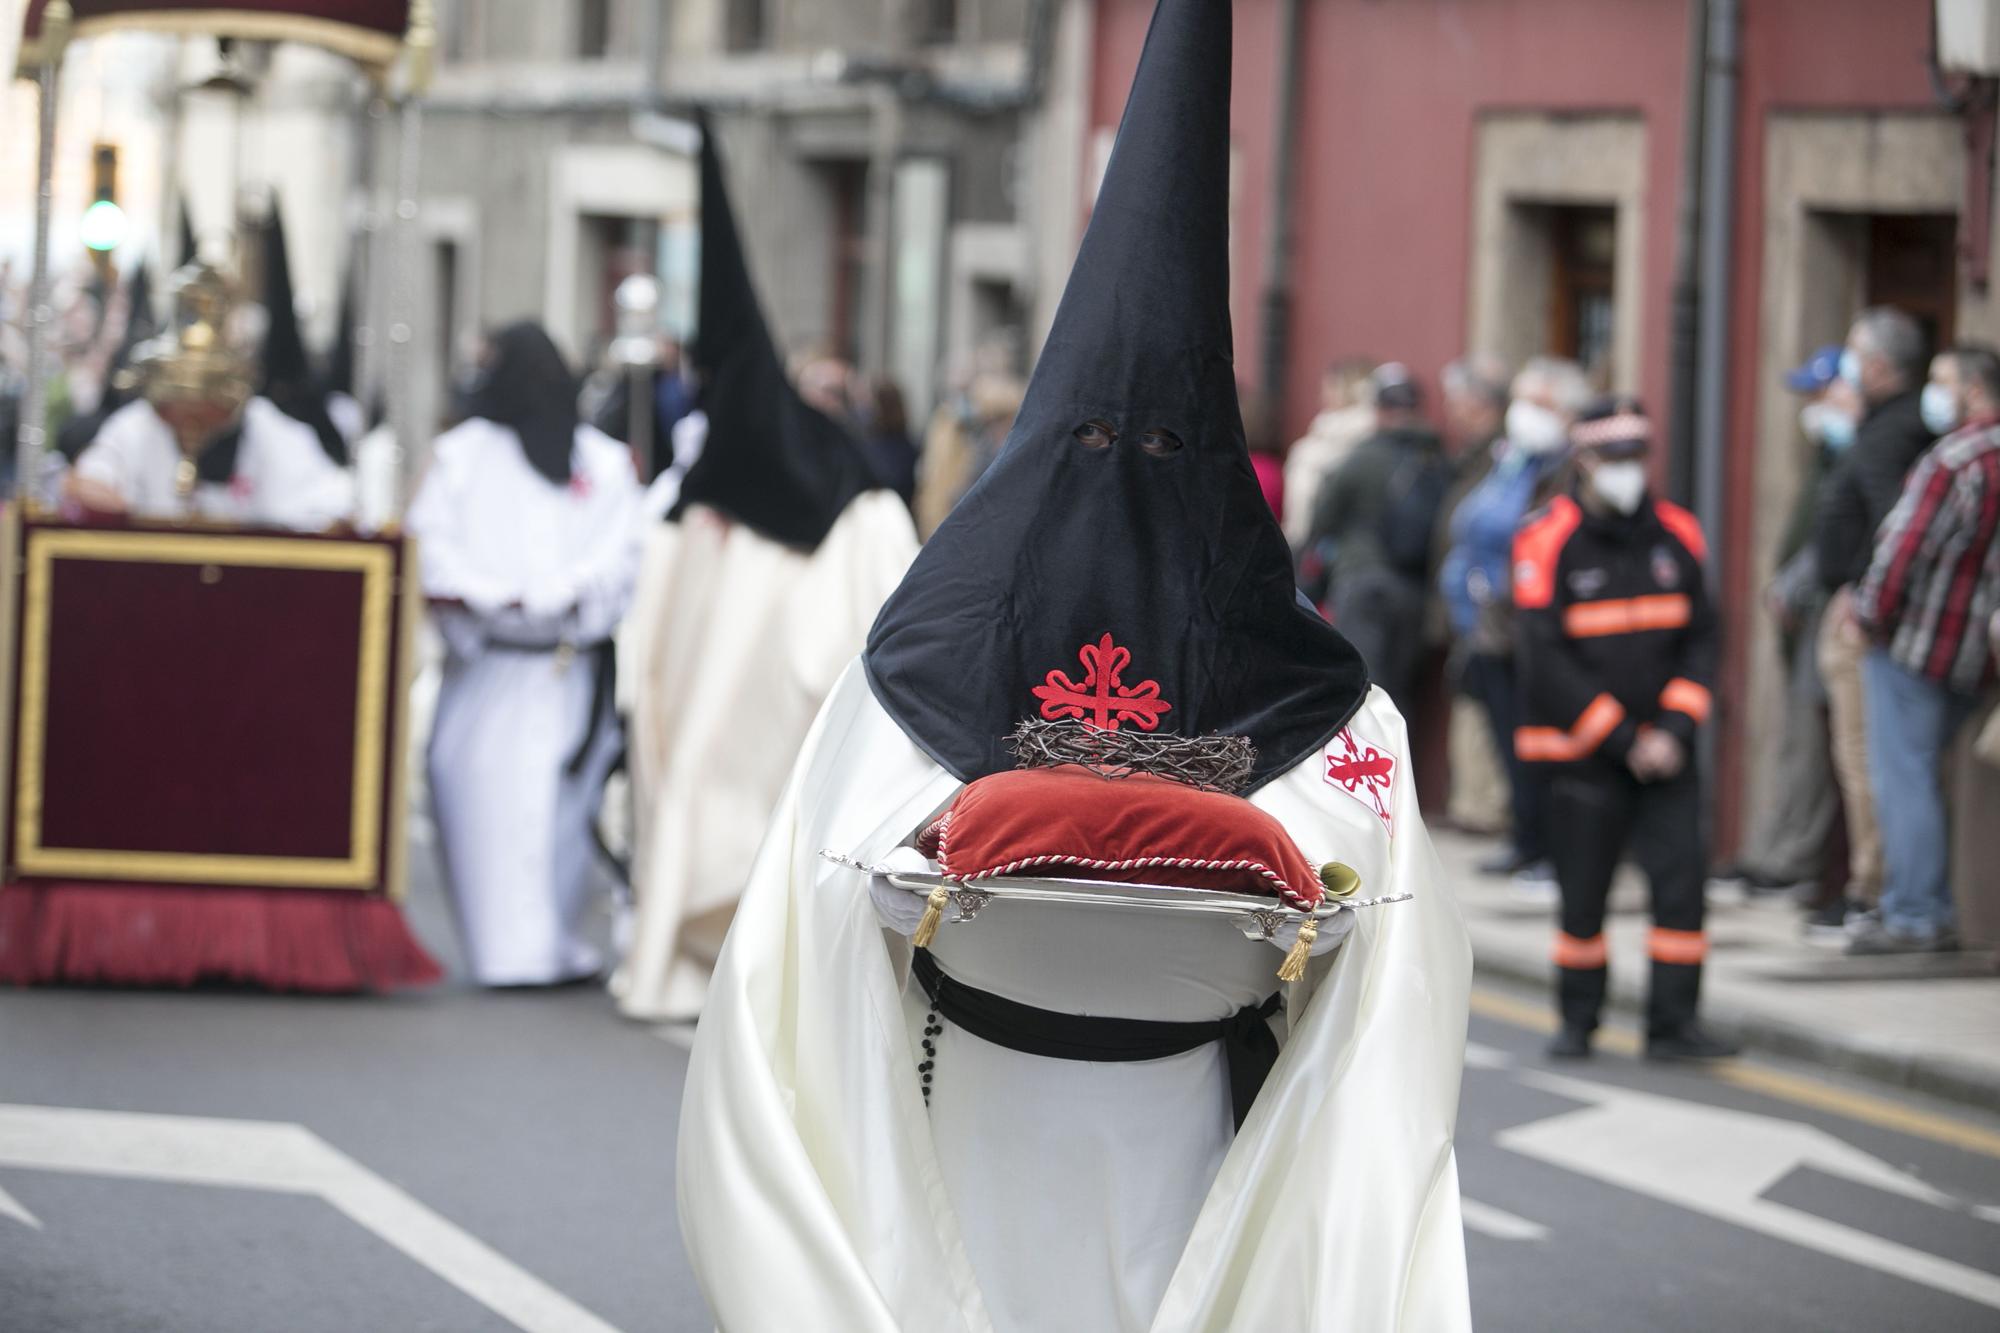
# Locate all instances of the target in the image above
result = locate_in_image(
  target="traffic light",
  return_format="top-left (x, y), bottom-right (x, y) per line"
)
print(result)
top-left (80, 142), bottom-right (127, 264)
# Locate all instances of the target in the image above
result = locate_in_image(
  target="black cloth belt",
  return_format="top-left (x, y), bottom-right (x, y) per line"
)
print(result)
top-left (484, 638), bottom-right (617, 776)
top-left (911, 947), bottom-right (1281, 1130)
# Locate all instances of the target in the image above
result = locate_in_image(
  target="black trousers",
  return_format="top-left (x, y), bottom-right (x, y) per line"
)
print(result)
top-left (1332, 569), bottom-right (1425, 712)
top-left (1548, 761), bottom-right (1706, 1037)
top-left (1460, 650), bottom-right (1548, 863)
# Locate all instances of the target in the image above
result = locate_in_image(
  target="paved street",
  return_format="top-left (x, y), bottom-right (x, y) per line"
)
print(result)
top-left (5, 845), bottom-right (2000, 1332)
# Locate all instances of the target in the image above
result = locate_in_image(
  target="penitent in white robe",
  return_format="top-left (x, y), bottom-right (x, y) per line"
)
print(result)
top-left (406, 419), bottom-right (644, 986)
top-left (610, 471), bottom-right (917, 1020)
top-left (74, 397), bottom-right (355, 530)
top-left (677, 668), bottom-right (1473, 1332)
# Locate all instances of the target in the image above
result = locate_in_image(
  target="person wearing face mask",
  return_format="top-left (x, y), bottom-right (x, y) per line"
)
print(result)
top-left (1512, 398), bottom-right (1735, 1061)
top-left (1440, 357), bottom-right (1591, 883)
top-left (1847, 343), bottom-right (2000, 953)
top-left (1811, 307), bottom-right (1936, 934)
top-left (1713, 349), bottom-right (1850, 917)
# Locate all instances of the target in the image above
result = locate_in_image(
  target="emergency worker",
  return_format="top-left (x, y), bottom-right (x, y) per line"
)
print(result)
top-left (1512, 397), bottom-right (1737, 1061)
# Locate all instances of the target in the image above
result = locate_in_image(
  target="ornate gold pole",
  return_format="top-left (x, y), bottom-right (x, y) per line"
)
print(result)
top-left (16, 2), bottom-right (73, 508)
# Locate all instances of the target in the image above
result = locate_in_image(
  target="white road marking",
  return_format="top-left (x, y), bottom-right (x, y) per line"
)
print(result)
top-left (1462, 1041), bottom-right (1514, 1070)
top-left (0, 1178), bottom-right (42, 1229)
top-left (1461, 1197), bottom-right (1547, 1241)
top-left (1502, 1072), bottom-right (2000, 1311)
top-left (0, 1104), bottom-right (621, 1333)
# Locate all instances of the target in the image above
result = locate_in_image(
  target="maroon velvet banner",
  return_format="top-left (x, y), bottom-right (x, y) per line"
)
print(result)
top-left (24, 0), bottom-right (411, 42)
top-left (2, 518), bottom-right (412, 897)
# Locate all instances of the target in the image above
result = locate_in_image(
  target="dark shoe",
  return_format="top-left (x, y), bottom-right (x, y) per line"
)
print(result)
top-left (1712, 862), bottom-right (1810, 895)
top-left (1646, 1026), bottom-right (1740, 1061)
top-left (1546, 1026), bottom-right (1594, 1060)
top-left (1803, 899), bottom-right (1858, 943)
top-left (1845, 916), bottom-right (1947, 956)
top-left (1479, 848), bottom-right (1535, 876)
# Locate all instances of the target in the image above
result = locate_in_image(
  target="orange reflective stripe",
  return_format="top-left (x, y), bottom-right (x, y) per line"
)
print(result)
top-left (1649, 927), bottom-right (1707, 964)
top-left (1656, 499), bottom-right (1709, 563)
top-left (1660, 677), bottom-right (1712, 723)
top-left (1511, 497), bottom-right (1582, 611)
top-left (1562, 593), bottom-right (1692, 638)
top-left (1515, 693), bottom-right (1626, 761)
top-left (1552, 932), bottom-right (1608, 969)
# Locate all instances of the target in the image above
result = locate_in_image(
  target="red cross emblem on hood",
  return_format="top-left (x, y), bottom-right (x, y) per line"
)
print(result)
top-left (1032, 633), bottom-right (1172, 731)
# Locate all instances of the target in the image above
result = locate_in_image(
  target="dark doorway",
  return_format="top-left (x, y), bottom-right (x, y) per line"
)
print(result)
top-left (1867, 213), bottom-right (1958, 354)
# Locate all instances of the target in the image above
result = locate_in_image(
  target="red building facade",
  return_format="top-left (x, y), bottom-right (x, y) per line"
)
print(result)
top-left (1086, 0), bottom-right (1970, 847)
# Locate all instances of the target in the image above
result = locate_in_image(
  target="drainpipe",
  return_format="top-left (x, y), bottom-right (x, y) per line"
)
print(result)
top-left (1693, 0), bottom-right (1739, 847)
top-left (1694, 0), bottom-right (1737, 588)
top-left (1257, 0), bottom-right (1305, 449)
top-left (1664, 0), bottom-right (1707, 507)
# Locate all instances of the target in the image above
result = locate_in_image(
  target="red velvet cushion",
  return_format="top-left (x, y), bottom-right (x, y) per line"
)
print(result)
top-left (920, 765), bottom-right (1323, 910)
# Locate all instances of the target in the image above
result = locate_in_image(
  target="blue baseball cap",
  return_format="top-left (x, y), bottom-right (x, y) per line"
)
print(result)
top-left (1785, 344), bottom-right (1844, 393)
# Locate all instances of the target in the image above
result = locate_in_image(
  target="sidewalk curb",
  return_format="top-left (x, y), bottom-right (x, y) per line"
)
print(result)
top-left (1470, 942), bottom-right (2000, 1114)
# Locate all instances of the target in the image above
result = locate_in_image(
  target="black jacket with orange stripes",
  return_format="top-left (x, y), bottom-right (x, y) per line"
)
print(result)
top-left (1510, 489), bottom-right (1717, 766)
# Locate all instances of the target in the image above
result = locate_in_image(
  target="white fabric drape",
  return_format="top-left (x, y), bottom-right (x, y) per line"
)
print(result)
top-left (74, 397), bottom-right (355, 529)
top-left (612, 490), bottom-right (917, 1020)
top-left (677, 666), bottom-right (1472, 1331)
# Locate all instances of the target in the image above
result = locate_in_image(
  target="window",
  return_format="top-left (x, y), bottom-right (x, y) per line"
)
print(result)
top-left (1546, 206), bottom-right (1617, 384)
top-left (725, 0), bottom-right (767, 53)
top-left (919, 0), bottom-right (959, 44)
top-left (577, 0), bottom-right (612, 59)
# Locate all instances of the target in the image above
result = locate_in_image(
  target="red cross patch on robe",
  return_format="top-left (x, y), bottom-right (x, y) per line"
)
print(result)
top-left (1324, 728), bottom-right (1395, 834)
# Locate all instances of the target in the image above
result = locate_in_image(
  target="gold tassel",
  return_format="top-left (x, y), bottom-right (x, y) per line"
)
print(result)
top-left (913, 886), bottom-right (950, 948)
top-left (1278, 917), bottom-right (1319, 983)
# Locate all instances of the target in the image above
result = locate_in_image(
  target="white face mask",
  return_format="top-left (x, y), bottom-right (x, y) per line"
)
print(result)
top-left (1506, 400), bottom-right (1567, 455)
top-left (1589, 460), bottom-right (1649, 515)
top-left (1920, 382), bottom-right (1962, 436)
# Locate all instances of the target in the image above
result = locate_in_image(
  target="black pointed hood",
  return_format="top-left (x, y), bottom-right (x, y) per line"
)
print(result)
top-left (671, 114), bottom-right (882, 550)
top-left (256, 203), bottom-right (347, 464)
top-left (862, 0), bottom-right (1369, 792)
top-left (326, 265), bottom-right (356, 400)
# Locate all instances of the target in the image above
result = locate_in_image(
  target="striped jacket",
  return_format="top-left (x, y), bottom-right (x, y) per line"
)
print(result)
top-left (1511, 491), bottom-right (1718, 765)
top-left (1853, 420), bottom-right (2000, 694)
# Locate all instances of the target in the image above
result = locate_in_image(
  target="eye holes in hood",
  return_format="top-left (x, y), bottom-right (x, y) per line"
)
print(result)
top-left (1073, 419), bottom-right (1116, 450)
top-left (1072, 420), bottom-right (1186, 456)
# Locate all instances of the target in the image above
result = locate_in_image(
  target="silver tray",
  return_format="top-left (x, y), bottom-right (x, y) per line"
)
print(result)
top-left (819, 850), bottom-right (1411, 942)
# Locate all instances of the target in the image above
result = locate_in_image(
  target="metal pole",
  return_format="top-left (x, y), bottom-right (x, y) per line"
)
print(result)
top-left (1664, 0), bottom-right (1708, 508)
top-left (1694, 0), bottom-right (1740, 849)
top-left (17, 57), bottom-right (63, 505)
top-left (386, 94), bottom-right (423, 506)
top-left (627, 363), bottom-right (653, 479)
top-left (1694, 0), bottom-right (1738, 588)
top-left (1257, 0), bottom-right (1304, 450)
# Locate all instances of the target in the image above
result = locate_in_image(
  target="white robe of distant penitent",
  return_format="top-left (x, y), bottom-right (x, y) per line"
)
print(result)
top-left (611, 460), bottom-right (917, 1020)
top-left (74, 396), bottom-right (355, 529)
top-left (407, 419), bottom-right (644, 985)
top-left (677, 669), bottom-right (1473, 1332)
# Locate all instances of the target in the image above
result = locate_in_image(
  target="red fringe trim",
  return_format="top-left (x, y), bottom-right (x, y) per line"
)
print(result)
top-left (0, 882), bottom-right (442, 993)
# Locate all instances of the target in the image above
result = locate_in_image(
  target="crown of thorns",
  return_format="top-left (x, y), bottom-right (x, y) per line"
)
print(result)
top-left (1007, 719), bottom-right (1257, 795)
